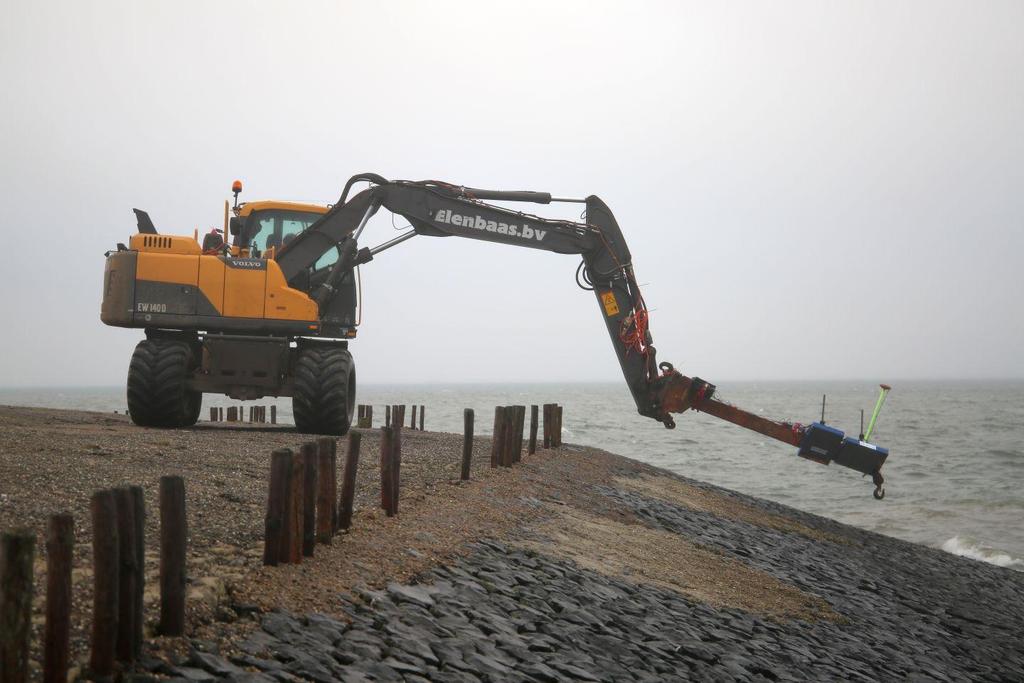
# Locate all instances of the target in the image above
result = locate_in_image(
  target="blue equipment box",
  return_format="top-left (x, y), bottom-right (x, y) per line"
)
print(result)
top-left (834, 437), bottom-right (889, 475)
top-left (798, 422), bottom-right (844, 464)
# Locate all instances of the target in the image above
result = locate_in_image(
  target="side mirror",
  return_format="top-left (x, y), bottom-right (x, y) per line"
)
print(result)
top-left (229, 216), bottom-right (243, 236)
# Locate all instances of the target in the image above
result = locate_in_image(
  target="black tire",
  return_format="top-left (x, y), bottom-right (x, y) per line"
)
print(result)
top-left (292, 346), bottom-right (355, 435)
top-left (126, 339), bottom-right (202, 428)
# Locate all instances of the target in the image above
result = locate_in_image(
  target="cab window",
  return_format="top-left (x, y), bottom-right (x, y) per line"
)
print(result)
top-left (245, 210), bottom-right (322, 253)
top-left (314, 247), bottom-right (339, 271)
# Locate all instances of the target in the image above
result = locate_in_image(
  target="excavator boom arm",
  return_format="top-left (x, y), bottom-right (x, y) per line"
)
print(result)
top-left (276, 177), bottom-right (664, 417)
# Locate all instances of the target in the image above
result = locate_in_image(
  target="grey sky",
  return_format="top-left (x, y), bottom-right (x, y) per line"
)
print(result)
top-left (1, 1), bottom-right (1021, 387)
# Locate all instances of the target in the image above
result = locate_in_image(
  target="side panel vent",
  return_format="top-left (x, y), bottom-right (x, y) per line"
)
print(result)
top-left (142, 235), bottom-right (173, 249)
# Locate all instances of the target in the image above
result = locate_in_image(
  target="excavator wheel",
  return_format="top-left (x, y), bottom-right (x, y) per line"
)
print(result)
top-left (292, 346), bottom-right (355, 435)
top-left (126, 338), bottom-right (202, 428)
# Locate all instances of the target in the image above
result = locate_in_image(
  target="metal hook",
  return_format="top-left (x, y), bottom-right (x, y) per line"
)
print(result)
top-left (871, 470), bottom-right (885, 501)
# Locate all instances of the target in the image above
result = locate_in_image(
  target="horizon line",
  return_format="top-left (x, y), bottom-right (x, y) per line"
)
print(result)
top-left (2, 376), bottom-right (1023, 391)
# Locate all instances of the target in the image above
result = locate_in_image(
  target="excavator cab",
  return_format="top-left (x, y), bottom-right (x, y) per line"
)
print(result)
top-left (231, 202), bottom-right (328, 258)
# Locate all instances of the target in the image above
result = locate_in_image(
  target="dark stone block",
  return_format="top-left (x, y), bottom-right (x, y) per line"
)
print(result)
top-left (189, 651), bottom-right (245, 676)
top-left (261, 612), bottom-right (299, 638)
top-left (230, 654), bottom-right (285, 672)
top-left (387, 582), bottom-right (436, 608)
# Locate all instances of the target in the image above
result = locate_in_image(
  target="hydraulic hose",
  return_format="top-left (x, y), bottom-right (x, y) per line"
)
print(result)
top-left (339, 173), bottom-right (390, 205)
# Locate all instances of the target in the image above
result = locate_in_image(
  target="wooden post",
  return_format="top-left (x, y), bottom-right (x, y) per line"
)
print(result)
top-left (90, 489), bottom-right (118, 676)
top-left (552, 405), bottom-right (561, 448)
top-left (385, 404), bottom-right (391, 428)
top-left (129, 486), bottom-right (144, 661)
top-left (495, 409), bottom-right (503, 466)
top-left (338, 432), bottom-right (360, 531)
top-left (551, 404), bottom-right (557, 447)
top-left (316, 438), bottom-right (336, 542)
top-left (490, 407), bottom-right (504, 468)
top-left (392, 407), bottom-right (402, 516)
top-left (380, 426), bottom-right (394, 516)
top-left (419, 405), bottom-right (425, 431)
top-left (496, 407), bottom-right (506, 467)
top-left (301, 442), bottom-right (318, 557)
top-left (542, 404), bottom-right (551, 448)
top-left (410, 404), bottom-right (417, 430)
top-left (159, 476), bottom-right (186, 636)
top-left (516, 406), bottom-right (526, 463)
top-left (44, 514), bottom-right (73, 683)
top-left (270, 405), bottom-right (277, 424)
top-left (529, 405), bottom-right (538, 455)
top-left (393, 430), bottom-right (402, 515)
top-left (550, 404), bottom-right (558, 447)
top-left (209, 407), bottom-right (216, 422)
top-left (329, 438), bottom-right (339, 532)
top-left (0, 529), bottom-right (35, 683)
top-left (549, 404), bottom-right (556, 448)
top-left (114, 487), bottom-right (140, 664)
top-left (555, 405), bottom-right (563, 447)
top-left (263, 449), bottom-right (291, 566)
top-left (286, 450), bottom-right (304, 563)
top-left (500, 406), bottom-right (511, 466)
top-left (519, 406), bottom-right (527, 459)
top-left (461, 408), bottom-right (474, 481)
top-left (505, 406), bottom-right (519, 467)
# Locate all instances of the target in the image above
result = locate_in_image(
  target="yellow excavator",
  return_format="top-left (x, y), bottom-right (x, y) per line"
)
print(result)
top-left (101, 173), bottom-right (890, 497)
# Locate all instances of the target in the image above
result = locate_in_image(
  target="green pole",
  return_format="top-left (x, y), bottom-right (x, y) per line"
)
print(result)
top-left (864, 383), bottom-right (891, 442)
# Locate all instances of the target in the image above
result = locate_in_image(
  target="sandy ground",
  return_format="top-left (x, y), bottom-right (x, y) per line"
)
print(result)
top-left (0, 405), bottom-right (846, 679)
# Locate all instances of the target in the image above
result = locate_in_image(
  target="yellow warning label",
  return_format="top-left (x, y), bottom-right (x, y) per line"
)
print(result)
top-left (600, 291), bottom-right (620, 317)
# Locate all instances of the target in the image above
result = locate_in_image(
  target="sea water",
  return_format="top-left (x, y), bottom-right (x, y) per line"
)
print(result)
top-left (2, 380), bottom-right (1021, 570)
